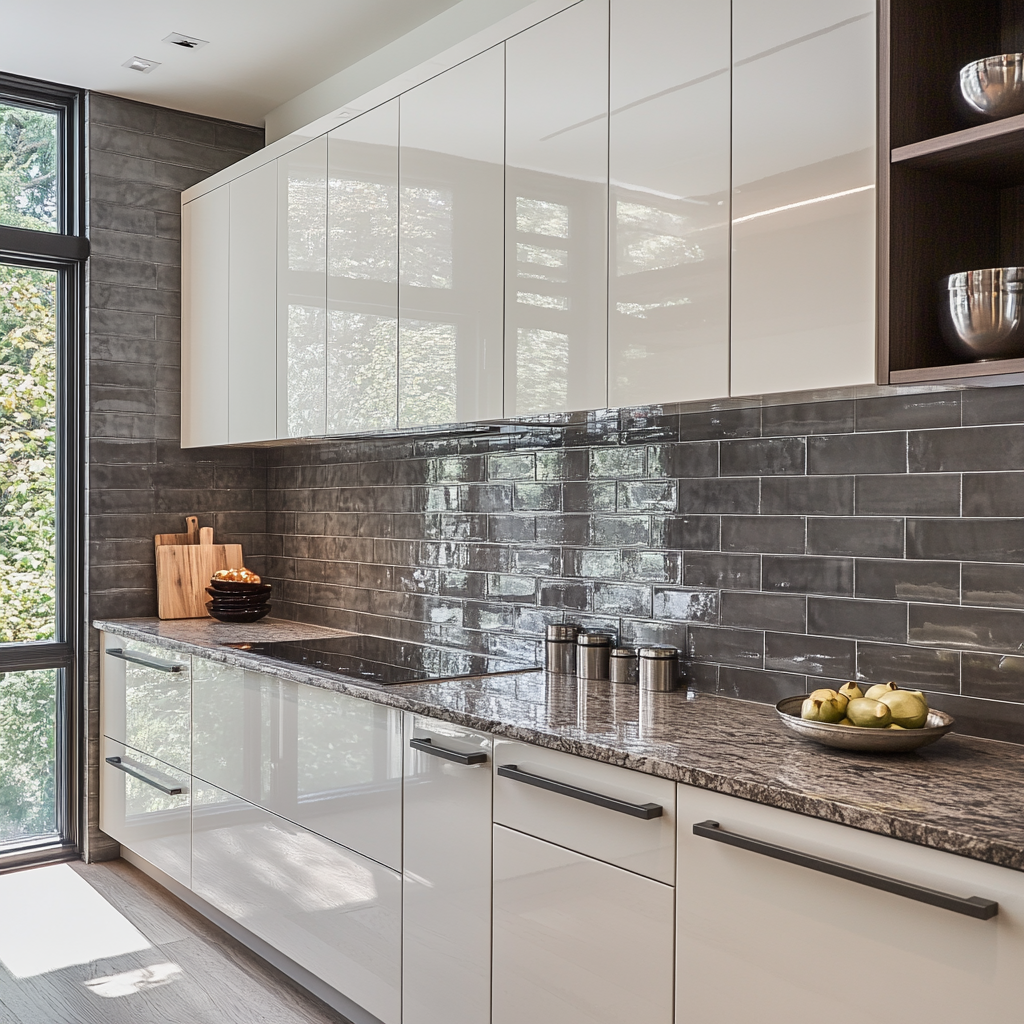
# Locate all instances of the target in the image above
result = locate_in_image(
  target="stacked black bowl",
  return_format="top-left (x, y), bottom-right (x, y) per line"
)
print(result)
top-left (206, 578), bottom-right (273, 622)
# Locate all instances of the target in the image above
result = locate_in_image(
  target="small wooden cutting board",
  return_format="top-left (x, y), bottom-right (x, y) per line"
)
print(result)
top-left (155, 516), bottom-right (244, 619)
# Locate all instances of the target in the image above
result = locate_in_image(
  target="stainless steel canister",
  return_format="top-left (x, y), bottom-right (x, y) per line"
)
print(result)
top-left (576, 632), bottom-right (614, 680)
top-left (638, 646), bottom-right (680, 691)
top-left (609, 647), bottom-right (638, 684)
top-left (545, 623), bottom-right (580, 674)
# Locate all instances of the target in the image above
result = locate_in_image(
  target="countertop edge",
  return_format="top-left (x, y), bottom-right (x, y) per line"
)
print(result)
top-left (93, 618), bottom-right (1024, 874)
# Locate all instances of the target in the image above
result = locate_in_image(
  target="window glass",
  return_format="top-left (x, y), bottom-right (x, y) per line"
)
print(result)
top-left (0, 264), bottom-right (57, 642)
top-left (0, 669), bottom-right (57, 842)
top-left (0, 103), bottom-right (58, 232)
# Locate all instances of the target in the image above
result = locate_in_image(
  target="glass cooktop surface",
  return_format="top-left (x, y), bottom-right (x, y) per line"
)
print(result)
top-left (223, 634), bottom-right (537, 685)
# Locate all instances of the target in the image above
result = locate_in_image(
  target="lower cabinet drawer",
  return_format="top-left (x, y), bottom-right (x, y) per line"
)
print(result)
top-left (676, 784), bottom-right (1024, 1023)
top-left (100, 736), bottom-right (191, 888)
top-left (493, 737), bottom-right (676, 883)
top-left (191, 779), bottom-right (402, 1024)
top-left (492, 824), bottom-right (675, 1024)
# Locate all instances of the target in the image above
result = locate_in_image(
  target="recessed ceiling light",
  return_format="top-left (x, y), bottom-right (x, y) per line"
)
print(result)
top-left (122, 56), bottom-right (160, 74)
top-left (163, 32), bottom-right (209, 50)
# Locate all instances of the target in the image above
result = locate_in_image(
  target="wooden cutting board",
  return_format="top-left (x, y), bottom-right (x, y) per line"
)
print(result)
top-left (155, 516), bottom-right (244, 619)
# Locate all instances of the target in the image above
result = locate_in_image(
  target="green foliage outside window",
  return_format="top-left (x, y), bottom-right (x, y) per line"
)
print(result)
top-left (0, 103), bottom-right (58, 232)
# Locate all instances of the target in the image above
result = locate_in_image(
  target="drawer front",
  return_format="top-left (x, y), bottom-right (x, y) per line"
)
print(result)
top-left (676, 784), bottom-right (1024, 1023)
top-left (100, 736), bottom-right (191, 888)
top-left (493, 738), bottom-right (676, 883)
top-left (192, 780), bottom-right (402, 1024)
top-left (403, 714), bottom-right (492, 1024)
top-left (101, 633), bottom-right (191, 772)
top-left (191, 659), bottom-right (403, 870)
top-left (492, 824), bottom-right (675, 1024)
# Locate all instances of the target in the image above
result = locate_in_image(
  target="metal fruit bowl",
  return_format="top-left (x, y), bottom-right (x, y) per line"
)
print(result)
top-left (776, 695), bottom-right (954, 753)
top-left (960, 53), bottom-right (1024, 119)
top-left (940, 267), bottom-right (1024, 360)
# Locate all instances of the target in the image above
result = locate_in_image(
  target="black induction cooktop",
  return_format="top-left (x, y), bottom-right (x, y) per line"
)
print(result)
top-left (223, 634), bottom-right (537, 685)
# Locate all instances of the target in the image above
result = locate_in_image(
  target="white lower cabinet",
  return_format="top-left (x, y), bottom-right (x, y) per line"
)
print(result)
top-left (402, 714), bottom-right (492, 1024)
top-left (492, 824), bottom-right (675, 1024)
top-left (675, 784), bottom-right (1024, 1022)
top-left (100, 736), bottom-right (191, 888)
top-left (191, 659), bottom-right (403, 870)
top-left (191, 779), bottom-right (402, 1024)
top-left (101, 633), bottom-right (191, 773)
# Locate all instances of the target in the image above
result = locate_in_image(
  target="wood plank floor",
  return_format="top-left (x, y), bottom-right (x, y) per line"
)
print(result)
top-left (0, 858), bottom-right (351, 1023)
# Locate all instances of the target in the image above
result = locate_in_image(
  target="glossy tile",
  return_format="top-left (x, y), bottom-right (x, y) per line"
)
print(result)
top-left (720, 436), bottom-right (805, 476)
top-left (764, 631), bottom-right (856, 678)
top-left (683, 552), bottom-right (761, 591)
top-left (807, 432), bottom-right (906, 476)
top-left (854, 558), bottom-right (960, 604)
top-left (808, 596), bottom-right (907, 643)
top-left (761, 555), bottom-right (854, 596)
top-left (856, 642), bottom-right (959, 692)
top-left (721, 515), bottom-right (804, 554)
top-left (720, 591), bottom-right (805, 633)
top-left (856, 474), bottom-right (960, 516)
top-left (652, 587), bottom-right (719, 623)
top-left (806, 516), bottom-right (904, 558)
top-left (761, 476), bottom-right (854, 516)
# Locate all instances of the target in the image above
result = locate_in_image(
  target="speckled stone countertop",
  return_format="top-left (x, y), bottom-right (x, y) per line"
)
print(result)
top-left (97, 616), bottom-right (1024, 872)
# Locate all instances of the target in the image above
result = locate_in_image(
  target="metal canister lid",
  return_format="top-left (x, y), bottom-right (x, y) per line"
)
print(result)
top-left (638, 645), bottom-right (679, 660)
top-left (577, 631), bottom-right (614, 647)
top-left (546, 623), bottom-right (581, 642)
top-left (610, 647), bottom-right (636, 658)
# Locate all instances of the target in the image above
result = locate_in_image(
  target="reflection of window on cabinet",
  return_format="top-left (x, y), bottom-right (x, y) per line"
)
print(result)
top-left (609, 0), bottom-right (731, 407)
top-left (277, 136), bottom-right (328, 439)
top-left (504, 0), bottom-right (609, 417)
top-left (399, 43), bottom-right (505, 428)
top-left (327, 100), bottom-right (399, 435)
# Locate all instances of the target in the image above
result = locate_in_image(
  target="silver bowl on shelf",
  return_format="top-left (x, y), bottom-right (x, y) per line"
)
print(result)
top-left (776, 696), bottom-right (954, 753)
top-left (960, 53), bottom-right (1024, 119)
top-left (940, 267), bottom-right (1024, 360)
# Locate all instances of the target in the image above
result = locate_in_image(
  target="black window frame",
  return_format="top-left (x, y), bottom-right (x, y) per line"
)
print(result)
top-left (0, 72), bottom-right (86, 870)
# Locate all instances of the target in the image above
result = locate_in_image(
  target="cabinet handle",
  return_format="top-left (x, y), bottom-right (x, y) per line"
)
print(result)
top-left (106, 648), bottom-right (184, 673)
top-left (497, 764), bottom-right (663, 819)
top-left (692, 820), bottom-right (998, 920)
top-left (410, 736), bottom-right (487, 765)
top-left (105, 756), bottom-right (184, 796)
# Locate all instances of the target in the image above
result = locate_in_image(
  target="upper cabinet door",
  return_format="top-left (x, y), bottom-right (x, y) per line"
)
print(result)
top-left (730, 0), bottom-right (877, 396)
top-left (181, 187), bottom-right (229, 448)
top-left (327, 102), bottom-right (399, 434)
top-left (504, 0), bottom-right (609, 417)
top-left (609, 0), bottom-right (731, 407)
top-left (228, 161), bottom-right (278, 443)
top-left (399, 45), bottom-right (505, 429)
top-left (277, 135), bottom-right (328, 438)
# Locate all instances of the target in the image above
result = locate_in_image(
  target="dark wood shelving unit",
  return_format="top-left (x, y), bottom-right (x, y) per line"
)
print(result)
top-left (882, 0), bottom-right (1024, 385)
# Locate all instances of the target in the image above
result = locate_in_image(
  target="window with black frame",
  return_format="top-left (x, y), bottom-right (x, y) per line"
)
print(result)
top-left (0, 74), bottom-right (84, 868)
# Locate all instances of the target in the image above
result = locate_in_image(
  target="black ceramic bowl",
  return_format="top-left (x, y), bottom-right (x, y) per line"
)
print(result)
top-left (206, 586), bottom-right (272, 603)
top-left (209, 579), bottom-right (271, 595)
top-left (206, 601), bottom-right (272, 623)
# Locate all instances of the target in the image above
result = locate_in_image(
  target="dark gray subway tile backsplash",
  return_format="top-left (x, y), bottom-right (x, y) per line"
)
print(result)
top-left (259, 388), bottom-right (1024, 745)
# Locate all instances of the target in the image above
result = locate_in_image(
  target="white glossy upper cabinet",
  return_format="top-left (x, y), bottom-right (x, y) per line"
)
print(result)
top-left (730, 0), bottom-right (876, 396)
top-left (181, 186), bottom-right (229, 447)
top-left (504, 0), bottom-right (609, 416)
top-left (399, 46), bottom-right (505, 428)
top-left (278, 134), bottom-right (328, 437)
top-left (609, 0), bottom-right (731, 406)
top-left (228, 161), bottom-right (277, 443)
top-left (327, 102), bottom-right (399, 434)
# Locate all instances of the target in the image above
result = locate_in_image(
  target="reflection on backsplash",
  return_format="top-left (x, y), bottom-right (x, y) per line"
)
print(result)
top-left (263, 387), bottom-right (1024, 747)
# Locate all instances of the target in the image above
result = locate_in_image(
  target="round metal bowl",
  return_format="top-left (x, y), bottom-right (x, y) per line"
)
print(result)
top-left (776, 695), bottom-right (954, 753)
top-left (940, 267), bottom-right (1024, 360)
top-left (960, 53), bottom-right (1024, 119)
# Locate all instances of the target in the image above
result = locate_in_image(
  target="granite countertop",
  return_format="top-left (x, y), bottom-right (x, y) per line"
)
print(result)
top-left (97, 616), bottom-right (1024, 873)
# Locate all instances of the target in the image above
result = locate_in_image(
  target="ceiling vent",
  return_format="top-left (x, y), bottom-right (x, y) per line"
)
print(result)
top-left (163, 32), bottom-right (209, 50)
top-left (122, 56), bottom-right (160, 74)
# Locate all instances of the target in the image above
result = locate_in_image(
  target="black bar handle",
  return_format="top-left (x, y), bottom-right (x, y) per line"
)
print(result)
top-left (410, 736), bottom-right (487, 765)
top-left (497, 764), bottom-right (662, 819)
top-left (692, 820), bottom-right (998, 920)
top-left (105, 756), bottom-right (184, 796)
top-left (106, 648), bottom-right (184, 673)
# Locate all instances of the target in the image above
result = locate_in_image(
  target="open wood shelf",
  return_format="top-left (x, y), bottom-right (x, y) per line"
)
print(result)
top-left (890, 357), bottom-right (1024, 384)
top-left (892, 113), bottom-right (1024, 186)
top-left (884, 0), bottom-right (1024, 386)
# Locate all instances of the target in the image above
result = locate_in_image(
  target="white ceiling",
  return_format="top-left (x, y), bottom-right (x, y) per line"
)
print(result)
top-left (0, 0), bottom-right (463, 127)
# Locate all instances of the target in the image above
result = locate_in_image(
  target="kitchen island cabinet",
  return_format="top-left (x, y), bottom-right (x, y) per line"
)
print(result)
top-left (675, 784), bottom-right (1023, 1022)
